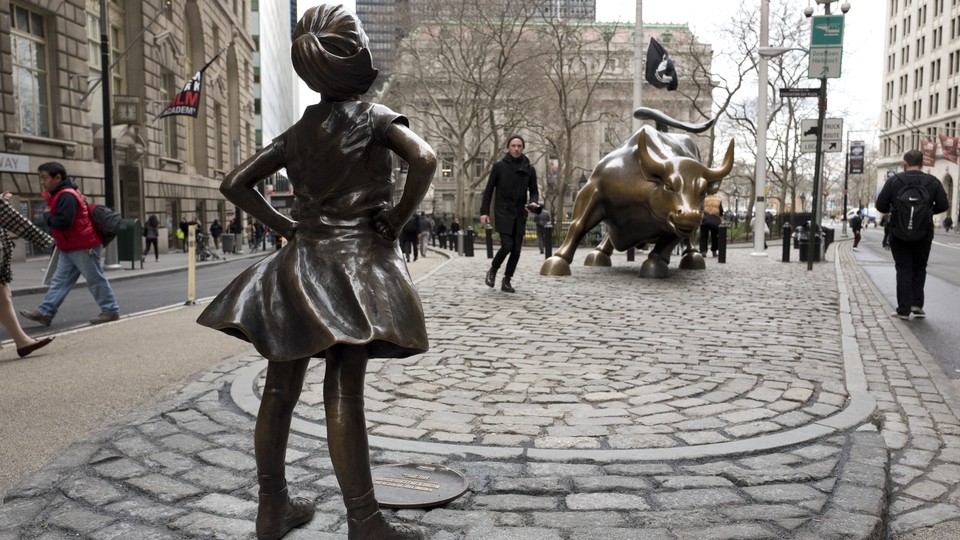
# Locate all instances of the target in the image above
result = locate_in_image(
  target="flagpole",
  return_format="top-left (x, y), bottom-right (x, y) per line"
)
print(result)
top-left (99, 0), bottom-right (122, 270)
top-left (633, 0), bottom-right (643, 131)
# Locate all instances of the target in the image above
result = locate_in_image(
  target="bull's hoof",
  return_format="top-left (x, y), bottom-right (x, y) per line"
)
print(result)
top-left (639, 258), bottom-right (670, 278)
top-left (583, 250), bottom-right (612, 267)
top-left (679, 251), bottom-right (706, 270)
top-left (541, 256), bottom-right (572, 276)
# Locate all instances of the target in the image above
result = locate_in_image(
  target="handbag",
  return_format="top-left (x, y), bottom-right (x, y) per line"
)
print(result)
top-left (0, 199), bottom-right (54, 249)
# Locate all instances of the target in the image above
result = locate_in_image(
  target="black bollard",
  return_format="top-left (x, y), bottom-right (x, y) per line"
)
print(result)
top-left (485, 226), bottom-right (494, 259)
top-left (782, 222), bottom-right (791, 262)
top-left (544, 223), bottom-right (553, 258)
top-left (627, 247), bottom-right (635, 261)
top-left (718, 224), bottom-right (728, 264)
top-left (465, 229), bottom-right (475, 257)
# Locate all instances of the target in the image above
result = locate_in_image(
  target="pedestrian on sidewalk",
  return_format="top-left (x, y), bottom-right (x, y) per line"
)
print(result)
top-left (849, 210), bottom-right (863, 251)
top-left (480, 135), bottom-right (539, 293)
top-left (401, 214), bottom-right (418, 262)
top-left (19, 162), bottom-right (120, 327)
top-left (0, 193), bottom-right (55, 357)
top-left (142, 214), bottom-right (160, 262)
top-left (209, 219), bottom-right (223, 250)
top-left (699, 194), bottom-right (723, 257)
top-left (535, 206), bottom-right (551, 254)
top-left (944, 215), bottom-right (953, 233)
top-left (197, 5), bottom-right (435, 539)
top-left (876, 149), bottom-right (949, 320)
top-left (416, 210), bottom-right (432, 257)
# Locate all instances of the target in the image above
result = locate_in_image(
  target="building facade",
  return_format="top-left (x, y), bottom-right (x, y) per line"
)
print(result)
top-left (357, 0), bottom-right (597, 94)
top-left (880, 0), bottom-right (960, 220)
top-left (0, 0), bottom-right (256, 258)
top-left (251, 0), bottom-right (298, 214)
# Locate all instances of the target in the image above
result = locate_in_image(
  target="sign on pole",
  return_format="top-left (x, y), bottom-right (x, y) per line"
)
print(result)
top-left (808, 15), bottom-right (844, 79)
top-left (779, 87), bottom-right (820, 98)
top-left (801, 118), bottom-right (843, 153)
top-left (848, 140), bottom-right (865, 174)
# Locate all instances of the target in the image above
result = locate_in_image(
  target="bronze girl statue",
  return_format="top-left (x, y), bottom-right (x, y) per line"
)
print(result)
top-left (198, 5), bottom-right (435, 539)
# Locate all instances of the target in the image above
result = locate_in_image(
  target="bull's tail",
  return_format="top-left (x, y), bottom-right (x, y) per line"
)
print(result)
top-left (633, 107), bottom-right (716, 134)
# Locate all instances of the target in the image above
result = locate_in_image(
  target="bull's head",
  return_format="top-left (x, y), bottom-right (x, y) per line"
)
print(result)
top-left (637, 131), bottom-right (734, 238)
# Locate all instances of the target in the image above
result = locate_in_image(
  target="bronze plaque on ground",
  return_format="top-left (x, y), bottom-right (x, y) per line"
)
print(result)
top-left (372, 463), bottom-right (469, 509)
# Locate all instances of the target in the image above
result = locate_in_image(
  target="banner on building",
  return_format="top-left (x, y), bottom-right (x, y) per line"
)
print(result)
top-left (938, 133), bottom-right (959, 164)
top-left (848, 140), bottom-right (864, 174)
top-left (920, 138), bottom-right (937, 167)
top-left (158, 49), bottom-right (224, 119)
top-left (645, 37), bottom-right (678, 91)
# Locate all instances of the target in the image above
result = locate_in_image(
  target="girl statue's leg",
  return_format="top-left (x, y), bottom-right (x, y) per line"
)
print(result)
top-left (255, 358), bottom-right (316, 540)
top-left (324, 344), bottom-right (423, 540)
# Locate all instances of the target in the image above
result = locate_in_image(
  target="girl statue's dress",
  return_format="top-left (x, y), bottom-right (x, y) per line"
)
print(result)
top-left (197, 101), bottom-right (428, 361)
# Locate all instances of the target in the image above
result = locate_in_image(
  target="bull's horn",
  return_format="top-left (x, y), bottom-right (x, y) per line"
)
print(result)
top-left (704, 139), bottom-right (735, 181)
top-left (637, 130), bottom-right (666, 178)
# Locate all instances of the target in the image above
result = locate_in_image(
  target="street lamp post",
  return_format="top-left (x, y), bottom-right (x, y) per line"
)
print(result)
top-left (752, 0), bottom-right (771, 257)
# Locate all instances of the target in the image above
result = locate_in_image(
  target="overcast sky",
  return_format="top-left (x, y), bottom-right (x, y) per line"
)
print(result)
top-left (295, 1), bottom-right (884, 137)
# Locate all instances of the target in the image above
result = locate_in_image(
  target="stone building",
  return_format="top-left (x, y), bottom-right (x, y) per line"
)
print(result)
top-left (0, 0), bottom-right (256, 258)
top-left (879, 0), bottom-right (960, 220)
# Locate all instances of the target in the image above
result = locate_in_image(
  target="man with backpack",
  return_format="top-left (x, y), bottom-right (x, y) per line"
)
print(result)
top-left (875, 150), bottom-right (949, 320)
top-left (20, 162), bottom-right (120, 327)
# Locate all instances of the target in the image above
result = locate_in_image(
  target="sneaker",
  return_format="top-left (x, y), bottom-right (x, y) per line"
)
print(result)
top-left (910, 307), bottom-right (926, 318)
top-left (89, 312), bottom-right (120, 325)
top-left (19, 309), bottom-right (52, 327)
top-left (891, 311), bottom-right (911, 320)
top-left (852, 247), bottom-right (858, 251)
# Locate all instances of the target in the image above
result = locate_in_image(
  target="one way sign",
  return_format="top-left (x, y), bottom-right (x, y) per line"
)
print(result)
top-left (800, 118), bottom-right (843, 153)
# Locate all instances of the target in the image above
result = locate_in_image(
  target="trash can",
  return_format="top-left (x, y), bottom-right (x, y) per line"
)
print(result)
top-left (116, 218), bottom-right (142, 266)
top-left (221, 233), bottom-right (235, 253)
top-left (797, 224), bottom-right (825, 262)
top-left (822, 226), bottom-right (835, 249)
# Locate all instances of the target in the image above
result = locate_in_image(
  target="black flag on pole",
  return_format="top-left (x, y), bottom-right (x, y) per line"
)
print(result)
top-left (159, 49), bottom-right (225, 118)
top-left (645, 37), bottom-right (678, 91)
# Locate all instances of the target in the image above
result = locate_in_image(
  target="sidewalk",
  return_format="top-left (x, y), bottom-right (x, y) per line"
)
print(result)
top-left (2, 240), bottom-right (960, 539)
top-left (8, 245), bottom-right (269, 298)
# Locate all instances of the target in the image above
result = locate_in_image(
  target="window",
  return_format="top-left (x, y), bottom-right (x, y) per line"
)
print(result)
top-left (111, 25), bottom-right (125, 95)
top-left (161, 70), bottom-right (178, 158)
top-left (11, 4), bottom-right (50, 137)
top-left (440, 154), bottom-right (454, 180)
top-left (87, 9), bottom-right (101, 69)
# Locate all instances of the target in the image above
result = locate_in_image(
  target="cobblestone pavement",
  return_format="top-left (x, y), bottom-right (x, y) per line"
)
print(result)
top-left (2, 244), bottom-right (959, 539)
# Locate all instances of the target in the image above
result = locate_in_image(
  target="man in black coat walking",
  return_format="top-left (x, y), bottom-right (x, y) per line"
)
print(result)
top-left (875, 149), bottom-right (949, 320)
top-left (480, 135), bottom-right (539, 293)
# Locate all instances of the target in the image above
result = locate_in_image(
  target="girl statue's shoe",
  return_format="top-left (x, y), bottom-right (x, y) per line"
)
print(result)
top-left (256, 487), bottom-right (315, 540)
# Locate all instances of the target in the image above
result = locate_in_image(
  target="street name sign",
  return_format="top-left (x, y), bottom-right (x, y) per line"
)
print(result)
top-left (801, 118), bottom-right (843, 153)
top-left (780, 87), bottom-right (820, 98)
top-left (808, 15), bottom-right (844, 79)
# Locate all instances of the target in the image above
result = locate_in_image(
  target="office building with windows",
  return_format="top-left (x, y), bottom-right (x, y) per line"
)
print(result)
top-left (0, 0), bottom-right (256, 258)
top-left (880, 0), bottom-right (959, 217)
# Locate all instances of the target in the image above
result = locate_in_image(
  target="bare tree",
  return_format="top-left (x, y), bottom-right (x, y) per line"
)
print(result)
top-left (381, 0), bottom-right (548, 222)
top-left (528, 18), bottom-right (622, 226)
top-left (724, 1), bottom-right (815, 229)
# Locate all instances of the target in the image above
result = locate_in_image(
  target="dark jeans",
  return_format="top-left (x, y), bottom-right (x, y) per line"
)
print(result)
top-left (852, 228), bottom-right (862, 248)
top-left (492, 229), bottom-right (524, 278)
top-left (144, 237), bottom-right (159, 259)
top-left (888, 235), bottom-right (933, 314)
top-left (699, 223), bottom-right (720, 254)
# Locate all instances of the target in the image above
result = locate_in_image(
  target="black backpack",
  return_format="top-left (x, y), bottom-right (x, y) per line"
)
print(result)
top-left (89, 203), bottom-right (123, 246)
top-left (889, 175), bottom-right (934, 241)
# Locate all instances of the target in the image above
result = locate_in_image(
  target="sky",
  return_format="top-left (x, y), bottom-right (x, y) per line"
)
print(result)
top-left (296, 1), bottom-right (885, 139)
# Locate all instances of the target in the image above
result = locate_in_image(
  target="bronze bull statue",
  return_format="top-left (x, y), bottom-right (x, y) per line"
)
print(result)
top-left (541, 109), bottom-right (735, 278)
